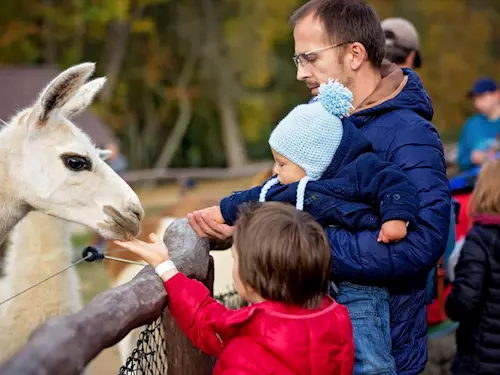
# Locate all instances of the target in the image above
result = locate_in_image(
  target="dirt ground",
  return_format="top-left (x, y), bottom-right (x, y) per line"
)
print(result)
top-left (78, 177), bottom-right (252, 375)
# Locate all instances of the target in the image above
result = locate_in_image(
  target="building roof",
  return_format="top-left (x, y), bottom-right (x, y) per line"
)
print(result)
top-left (0, 65), bottom-right (118, 147)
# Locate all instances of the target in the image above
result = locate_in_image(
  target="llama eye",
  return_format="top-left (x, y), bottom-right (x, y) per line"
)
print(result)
top-left (61, 155), bottom-right (92, 172)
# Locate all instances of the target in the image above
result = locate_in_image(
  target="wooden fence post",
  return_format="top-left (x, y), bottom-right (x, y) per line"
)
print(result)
top-left (162, 218), bottom-right (215, 374)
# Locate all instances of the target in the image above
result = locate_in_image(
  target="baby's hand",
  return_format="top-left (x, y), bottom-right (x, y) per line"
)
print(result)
top-left (114, 233), bottom-right (169, 268)
top-left (377, 220), bottom-right (408, 244)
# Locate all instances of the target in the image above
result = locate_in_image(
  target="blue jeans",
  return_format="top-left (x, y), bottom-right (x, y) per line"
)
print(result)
top-left (336, 282), bottom-right (396, 375)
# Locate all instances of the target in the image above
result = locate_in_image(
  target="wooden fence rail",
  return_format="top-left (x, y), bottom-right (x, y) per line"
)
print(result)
top-left (0, 219), bottom-right (220, 375)
top-left (121, 161), bottom-right (274, 186)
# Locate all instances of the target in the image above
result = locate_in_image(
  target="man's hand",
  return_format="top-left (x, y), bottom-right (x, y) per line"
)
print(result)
top-left (187, 207), bottom-right (234, 240)
top-left (471, 150), bottom-right (488, 165)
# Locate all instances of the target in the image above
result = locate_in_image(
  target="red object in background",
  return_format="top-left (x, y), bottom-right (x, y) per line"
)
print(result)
top-left (427, 191), bottom-right (473, 326)
top-left (454, 192), bottom-right (473, 240)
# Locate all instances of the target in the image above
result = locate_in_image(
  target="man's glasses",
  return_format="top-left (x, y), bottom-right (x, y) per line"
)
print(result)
top-left (292, 42), bottom-right (353, 68)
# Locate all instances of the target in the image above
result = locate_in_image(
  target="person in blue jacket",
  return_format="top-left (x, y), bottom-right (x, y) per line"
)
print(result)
top-left (202, 77), bottom-right (419, 374)
top-left (457, 78), bottom-right (500, 171)
top-left (188, 1), bottom-right (451, 374)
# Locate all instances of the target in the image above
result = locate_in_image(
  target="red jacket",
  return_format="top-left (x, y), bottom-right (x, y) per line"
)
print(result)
top-left (165, 273), bottom-right (354, 375)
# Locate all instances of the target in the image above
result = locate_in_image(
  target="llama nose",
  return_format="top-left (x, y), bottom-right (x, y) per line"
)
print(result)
top-left (129, 202), bottom-right (144, 222)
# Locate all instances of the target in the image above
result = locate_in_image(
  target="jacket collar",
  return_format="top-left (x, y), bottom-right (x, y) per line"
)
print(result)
top-left (353, 62), bottom-right (407, 114)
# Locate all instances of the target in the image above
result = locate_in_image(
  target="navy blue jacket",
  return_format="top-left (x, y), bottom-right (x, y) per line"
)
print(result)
top-left (222, 65), bottom-right (451, 374)
top-left (220, 120), bottom-right (419, 231)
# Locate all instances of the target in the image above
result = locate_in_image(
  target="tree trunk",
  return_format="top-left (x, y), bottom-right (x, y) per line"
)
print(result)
top-left (201, 0), bottom-right (248, 168)
top-left (42, 0), bottom-right (57, 65)
top-left (100, 20), bottom-right (132, 104)
top-left (154, 49), bottom-right (198, 169)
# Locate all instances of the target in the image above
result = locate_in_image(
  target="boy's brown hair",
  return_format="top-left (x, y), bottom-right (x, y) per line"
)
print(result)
top-left (470, 159), bottom-right (500, 215)
top-left (233, 202), bottom-right (331, 309)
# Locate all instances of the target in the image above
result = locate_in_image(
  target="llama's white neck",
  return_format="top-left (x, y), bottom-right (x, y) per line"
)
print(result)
top-left (0, 124), bottom-right (31, 245)
top-left (5, 212), bottom-right (72, 292)
top-left (0, 212), bottom-right (83, 363)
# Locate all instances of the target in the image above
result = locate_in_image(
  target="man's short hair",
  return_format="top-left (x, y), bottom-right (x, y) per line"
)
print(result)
top-left (289, 0), bottom-right (386, 69)
top-left (234, 202), bottom-right (331, 309)
top-left (381, 17), bottom-right (421, 68)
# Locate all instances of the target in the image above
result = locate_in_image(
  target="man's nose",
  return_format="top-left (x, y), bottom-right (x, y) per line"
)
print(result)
top-left (296, 64), bottom-right (309, 81)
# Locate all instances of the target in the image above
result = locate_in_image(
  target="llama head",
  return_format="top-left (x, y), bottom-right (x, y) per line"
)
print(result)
top-left (6, 62), bottom-right (144, 240)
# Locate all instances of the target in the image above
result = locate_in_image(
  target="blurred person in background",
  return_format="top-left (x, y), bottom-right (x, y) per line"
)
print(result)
top-left (456, 78), bottom-right (500, 171)
top-left (446, 159), bottom-right (500, 375)
top-left (382, 16), bottom-right (458, 375)
top-left (105, 142), bottom-right (128, 176)
top-left (381, 17), bottom-right (421, 70)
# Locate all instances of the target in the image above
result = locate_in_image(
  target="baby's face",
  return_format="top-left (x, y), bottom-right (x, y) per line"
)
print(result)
top-left (272, 150), bottom-right (306, 184)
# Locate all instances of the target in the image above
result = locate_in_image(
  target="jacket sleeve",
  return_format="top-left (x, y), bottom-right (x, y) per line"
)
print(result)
top-left (220, 186), bottom-right (264, 225)
top-left (445, 229), bottom-right (487, 321)
top-left (333, 153), bottom-right (419, 226)
top-left (325, 125), bottom-right (451, 283)
top-left (164, 272), bottom-right (237, 357)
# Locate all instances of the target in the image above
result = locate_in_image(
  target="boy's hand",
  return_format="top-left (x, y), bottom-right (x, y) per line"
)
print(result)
top-left (377, 220), bottom-right (408, 244)
top-left (113, 233), bottom-right (169, 268)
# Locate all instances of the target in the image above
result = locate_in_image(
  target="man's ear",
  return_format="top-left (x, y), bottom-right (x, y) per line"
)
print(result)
top-left (348, 42), bottom-right (368, 71)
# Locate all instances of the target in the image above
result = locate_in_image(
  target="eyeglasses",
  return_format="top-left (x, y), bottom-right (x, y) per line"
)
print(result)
top-left (292, 41), bottom-right (353, 68)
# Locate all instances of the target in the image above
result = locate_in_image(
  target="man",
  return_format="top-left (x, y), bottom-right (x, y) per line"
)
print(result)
top-left (381, 17), bottom-right (421, 69)
top-left (457, 78), bottom-right (500, 171)
top-left (188, 1), bottom-right (451, 374)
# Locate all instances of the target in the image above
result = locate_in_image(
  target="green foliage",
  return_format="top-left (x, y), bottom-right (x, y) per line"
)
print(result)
top-left (0, 0), bottom-right (499, 165)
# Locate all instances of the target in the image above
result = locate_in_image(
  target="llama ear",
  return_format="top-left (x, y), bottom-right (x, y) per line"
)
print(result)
top-left (29, 62), bottom-right (96, 125)
top-left (59, 77), bottom-right (107, 119)
top-left (96, 148), bottom-right (113, 161)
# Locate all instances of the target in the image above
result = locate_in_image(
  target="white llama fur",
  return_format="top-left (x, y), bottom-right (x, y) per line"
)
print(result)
top-left (0, 62), bottom-right (144, 245)
top-left (0, 212), bottom-right (82, 362)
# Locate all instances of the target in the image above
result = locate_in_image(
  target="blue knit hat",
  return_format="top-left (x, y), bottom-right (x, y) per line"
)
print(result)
top-left (259, 78), bottom-right (353, 210)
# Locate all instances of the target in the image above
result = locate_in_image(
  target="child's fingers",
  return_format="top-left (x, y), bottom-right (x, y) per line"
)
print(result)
top-left (113, 239), bottom-right (145, 254)
top-left (148, 233), bottom-right (158, 243)
top-left (113, 240), bottom-right (132, 249)
top-left (377, 231), bottom-right (383, 242)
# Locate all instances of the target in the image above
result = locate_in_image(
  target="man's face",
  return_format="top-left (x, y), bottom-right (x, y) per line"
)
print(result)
top-left (473, 91), bottom-right (500, 116)
top-left (293, 14), bottom-right (351, 96)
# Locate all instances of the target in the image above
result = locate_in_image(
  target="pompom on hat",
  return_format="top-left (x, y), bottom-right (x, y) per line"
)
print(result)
top-left (260, 78), bottom-right (353, 210)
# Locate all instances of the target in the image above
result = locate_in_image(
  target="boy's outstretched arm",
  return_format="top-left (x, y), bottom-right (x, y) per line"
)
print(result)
top-left (113, 235), bottom-right (238, 357)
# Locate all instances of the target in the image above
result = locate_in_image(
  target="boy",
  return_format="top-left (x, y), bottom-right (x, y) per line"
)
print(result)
top-left (115, 202), bottom-right (355, 374)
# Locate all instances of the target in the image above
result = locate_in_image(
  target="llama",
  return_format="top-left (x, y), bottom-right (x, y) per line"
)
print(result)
top-left (0, 62), bottom-right (144, 364)
top-left (0, 62), bottom-right (144, 245)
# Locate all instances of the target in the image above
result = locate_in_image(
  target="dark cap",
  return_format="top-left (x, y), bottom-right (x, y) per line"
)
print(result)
top-left (381, 17), bottom-right (421, 68)
top-left (467, 78), bottom-right (499, 98)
